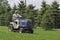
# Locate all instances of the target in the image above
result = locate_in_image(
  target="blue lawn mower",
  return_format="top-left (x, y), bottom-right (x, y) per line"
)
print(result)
top-left (8, 19), bottom-right (33, 33)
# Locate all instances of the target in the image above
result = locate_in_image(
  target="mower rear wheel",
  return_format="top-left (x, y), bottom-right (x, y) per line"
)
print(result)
top-left (8, 25), bottom-right (13, 31)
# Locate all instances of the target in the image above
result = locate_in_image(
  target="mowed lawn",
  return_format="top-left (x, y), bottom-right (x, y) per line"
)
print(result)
top-left (0, 26), bottom-right (60, 40)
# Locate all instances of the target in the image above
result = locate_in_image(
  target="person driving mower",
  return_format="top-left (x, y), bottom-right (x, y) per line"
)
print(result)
top-left (12, 11), bottom-right (22, 21)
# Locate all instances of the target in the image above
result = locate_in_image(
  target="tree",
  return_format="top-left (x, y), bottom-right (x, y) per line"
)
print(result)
top-left (51, 1), bottom-right (60, 28)
top-left (40, 0), bottom-right (55, 30)
top-left (40, 0), bottom-right (47, 28)
top-left (12, 4), bottom-right (17, 13)
top-left (37, 10), bottom-right (42, 27)
top-left (26, 5), bottom-right (36, 27)
top-left (41, 5), bottom-right (54, 30)
top-left (41, 0), bottom-right (47, 15)
top-left (0, 0), bottom-right (12, 26)
top-left (18, 1), bottom-right (26, 17)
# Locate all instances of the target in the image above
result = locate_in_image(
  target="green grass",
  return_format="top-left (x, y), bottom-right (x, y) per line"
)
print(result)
top-left (0, 26), bottom-right (60, 40)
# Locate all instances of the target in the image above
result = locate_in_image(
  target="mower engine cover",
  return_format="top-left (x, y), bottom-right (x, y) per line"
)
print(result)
top-left (19, 19), bottom-right (32, 28)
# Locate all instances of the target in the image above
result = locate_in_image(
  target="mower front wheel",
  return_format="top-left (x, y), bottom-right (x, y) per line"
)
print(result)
top-left (19, 28), bottom-right (23, 33)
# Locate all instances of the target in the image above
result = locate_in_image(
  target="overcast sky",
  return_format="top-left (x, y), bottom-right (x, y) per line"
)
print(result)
top-left (7, 0), bottom-right (60, 9)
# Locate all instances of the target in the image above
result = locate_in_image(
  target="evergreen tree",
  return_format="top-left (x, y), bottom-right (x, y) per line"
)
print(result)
top-left (0, 0), bottom-right (12, 26)
top-left (40, 0), bottom-right (47, 28)
top-left (40, 0), bottom-right (54, 30)
top-left (51, 1), bottom-right (60, 28)
top-left (18, 1), bottom-right (26, 17)
top-left (26, 5), bottom-right (36, 27)
top-left (37, 10), bottom-right (42, 27)
top-left (41, 5), bottom-right (54, 30)
top-left (13, 4), bottom-right (17, 13)
top-left (41, 0), bottom-right (47, 15)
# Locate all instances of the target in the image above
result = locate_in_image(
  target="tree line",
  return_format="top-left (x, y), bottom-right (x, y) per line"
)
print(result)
top-left (0, 0), bottom-right (60, 30)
